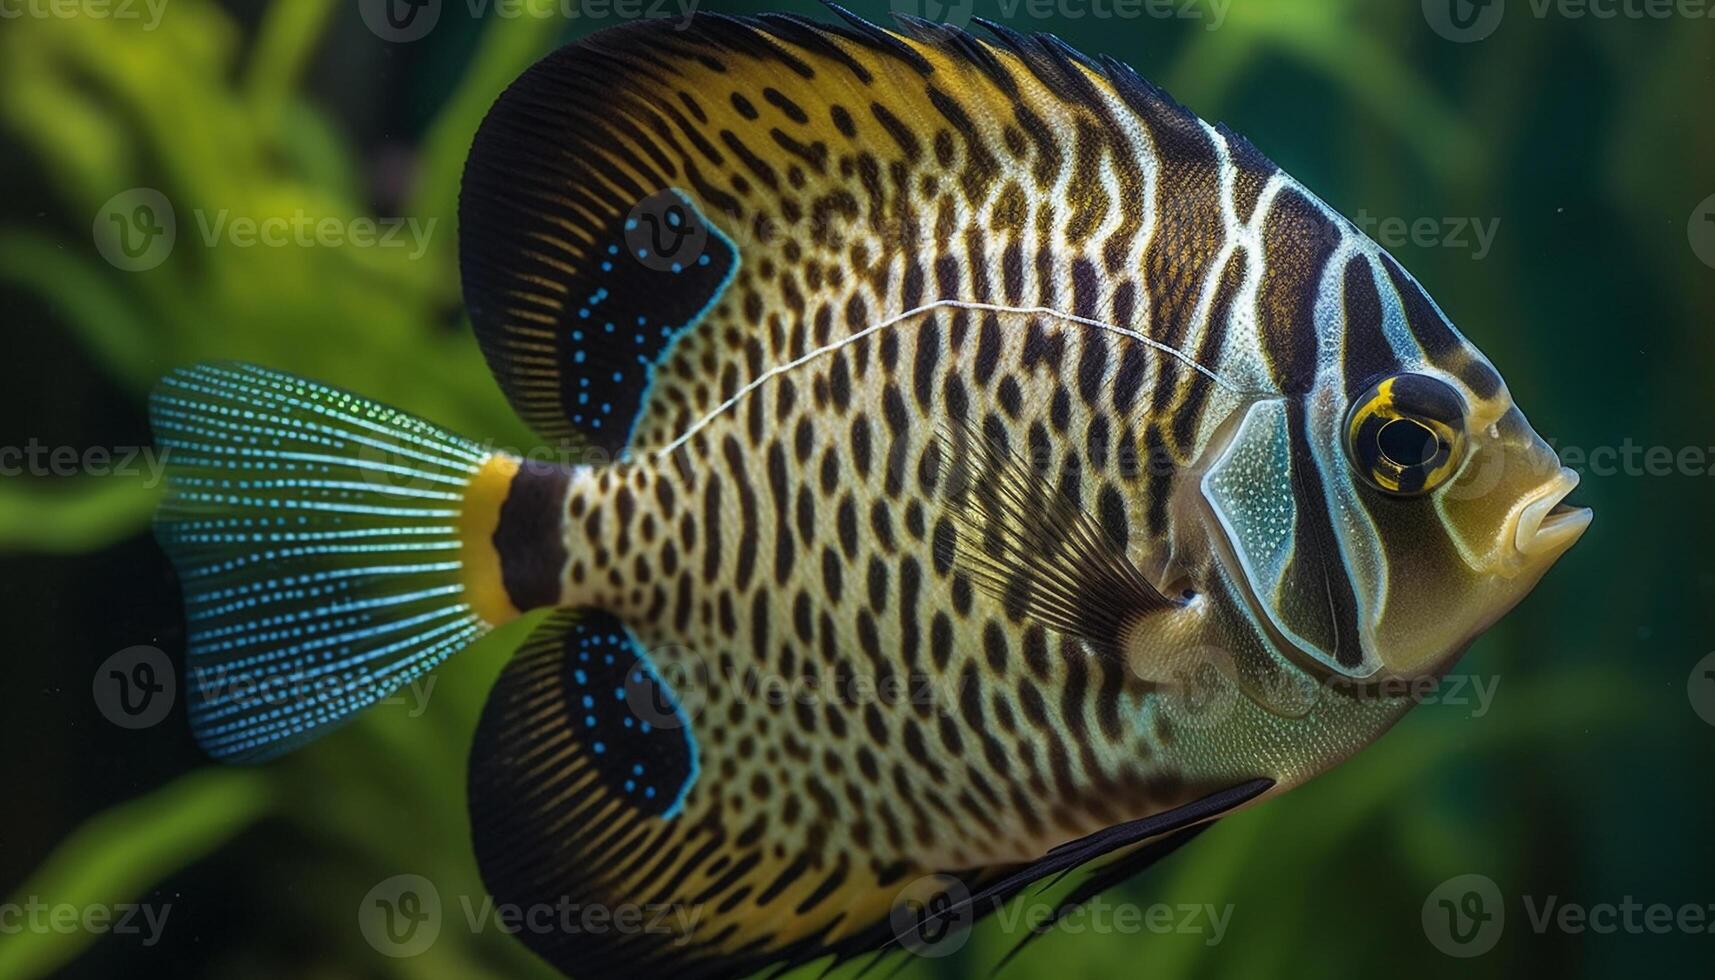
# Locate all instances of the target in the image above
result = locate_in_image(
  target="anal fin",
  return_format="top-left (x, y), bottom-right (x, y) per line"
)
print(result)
top-left (896, 777), bottom-right (1274, 965)
top-left (469, 609), bottom-right (710, 977)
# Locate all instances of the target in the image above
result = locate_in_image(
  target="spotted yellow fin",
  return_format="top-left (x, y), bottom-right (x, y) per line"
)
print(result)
top-left (468, 609), bottom-right (1273, 978)
top-left (468, 609), bottom-right (915, 978)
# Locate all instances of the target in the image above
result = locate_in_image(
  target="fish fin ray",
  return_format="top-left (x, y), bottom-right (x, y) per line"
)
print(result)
top-left (150, 362), bottom-right (493, 761)
top-left (468, 609), bottom-right (705, 977)
top-left (934, 414), bottom-right (1180, 654)
top-left (898, 778), bottom-right (1272, 957)
top-left (460, 10), bottom-right (1277, 457)
top-left (469, 610), bottom-right (1059, 978)
top-left (991, 823), bottom-right (1212, 974)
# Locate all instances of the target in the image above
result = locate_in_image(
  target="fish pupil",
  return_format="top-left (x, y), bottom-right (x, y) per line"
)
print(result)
top-left (1377, 417), bottom-right (1439, 469)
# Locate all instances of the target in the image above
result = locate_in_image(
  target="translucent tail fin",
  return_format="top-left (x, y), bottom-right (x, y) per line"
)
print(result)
top-left (150, 363), bottom-right (497, 761)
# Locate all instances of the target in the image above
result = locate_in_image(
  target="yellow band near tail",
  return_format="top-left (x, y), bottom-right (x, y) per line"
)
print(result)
top-left (459, 453), bottom-right (525, 627)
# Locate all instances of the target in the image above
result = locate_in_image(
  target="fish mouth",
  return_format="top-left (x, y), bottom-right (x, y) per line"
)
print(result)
top-left (1514, 467), bottom-right (1593, 558)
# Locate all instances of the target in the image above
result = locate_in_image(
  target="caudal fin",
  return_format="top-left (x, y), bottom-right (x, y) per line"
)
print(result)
top-left (150, 363), bottom-right (507, 761)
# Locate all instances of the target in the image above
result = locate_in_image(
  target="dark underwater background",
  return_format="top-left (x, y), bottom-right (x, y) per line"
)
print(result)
top-left (1, 0), bottom-right (1711, 977)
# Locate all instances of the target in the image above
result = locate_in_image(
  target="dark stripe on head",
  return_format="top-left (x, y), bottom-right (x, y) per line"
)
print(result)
top-left (1339, 255), bottom-right (1398, 400)
top-left (1259, 189), bottom-right (1339, 395)
top-left (493, 459), bottom-right (571, 611)
top-left (1281, 402), bottom-right (1366, 669)
top-left (1379, 252), bottom-right (1458, 360)
top-left (1378, 253), bottom-right (1503, 399)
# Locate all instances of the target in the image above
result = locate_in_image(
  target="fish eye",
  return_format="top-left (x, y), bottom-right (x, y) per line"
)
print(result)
top-left (1343, 374), bottom-right (1468, 495)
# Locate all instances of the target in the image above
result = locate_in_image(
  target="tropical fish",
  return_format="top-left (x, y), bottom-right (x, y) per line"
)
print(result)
top-left (149, 9), bottom-right (1591, 978)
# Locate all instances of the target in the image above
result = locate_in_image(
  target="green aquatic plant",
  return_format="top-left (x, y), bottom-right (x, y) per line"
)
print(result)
top-left (0, 2), bottom-right (564, 975)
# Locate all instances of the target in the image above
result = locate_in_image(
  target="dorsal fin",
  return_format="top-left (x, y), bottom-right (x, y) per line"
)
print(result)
top-left (457, 11), bottom-right (1281, 456)
top-left (460, 143), bottom-right (739, 453)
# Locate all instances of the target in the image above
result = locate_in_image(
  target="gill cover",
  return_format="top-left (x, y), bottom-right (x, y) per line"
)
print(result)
top-left (1201, 398), bottom-right (1383, 678)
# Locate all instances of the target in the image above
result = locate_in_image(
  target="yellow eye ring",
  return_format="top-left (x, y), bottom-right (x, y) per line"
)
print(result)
top-left (1343, 374), bottom-right (1468, 496)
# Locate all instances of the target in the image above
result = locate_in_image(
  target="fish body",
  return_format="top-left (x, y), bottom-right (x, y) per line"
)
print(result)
top-left (150, 11), bottom-right (1589, 978)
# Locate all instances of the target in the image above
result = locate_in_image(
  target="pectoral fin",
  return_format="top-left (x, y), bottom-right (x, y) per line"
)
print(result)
top-left (933, 418), bottom-right (1182, 656)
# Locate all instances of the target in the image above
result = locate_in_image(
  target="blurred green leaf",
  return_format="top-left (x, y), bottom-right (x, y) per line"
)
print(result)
top-left (0, 770), bottom-right (272, 980)
top-left (0, 475), bottom-right (161, 554)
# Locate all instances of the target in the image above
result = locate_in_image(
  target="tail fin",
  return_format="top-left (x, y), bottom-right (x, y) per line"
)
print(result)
top-left (150, 363), bottom-right (510, 762)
